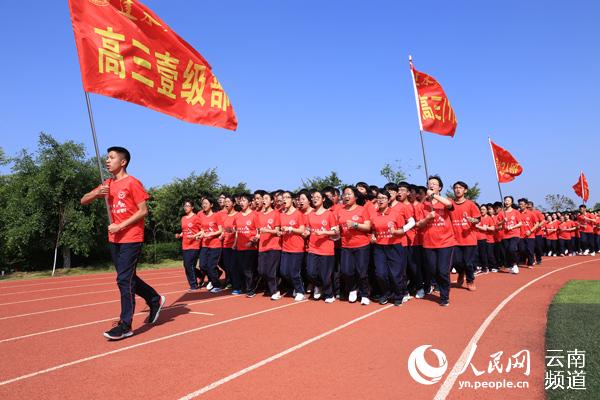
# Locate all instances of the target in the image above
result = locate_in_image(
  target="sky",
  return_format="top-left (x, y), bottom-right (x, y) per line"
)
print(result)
top-left (1, 0), bottom-right (599, 208)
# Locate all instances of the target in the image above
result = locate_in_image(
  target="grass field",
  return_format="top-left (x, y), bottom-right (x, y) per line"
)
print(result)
top-left (545, 280), bottom-right (600, 399)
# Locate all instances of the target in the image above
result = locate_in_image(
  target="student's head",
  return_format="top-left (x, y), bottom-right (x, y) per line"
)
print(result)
top-left (504, 196), bottom-right (514, 208)
top-left (311, 189), bottom-right (333, 209)
top-left (323, 186), bottom-right (340, 204)
top-left (517, 198), bottom-right (528, 211)
top-left (416, 186), bottom-right (428, 202)
top-left (356, 182), bottom-right (369, 195)
top-left (428, 175), bottom-right (444, 194)
top-left (579, 204), bottom-right (587, 213)
top-left (282, 191), bottom-right (295, 210)
top-left (480, 204), bottom-right (488, 216)
top-left (376, 189), bottom-right (391, 210)
top-left (297, 190), bottom-right (312, 211)
top-left (453, 181), bottom-right (469, 199)
top-left (262, 192), bottom-right (274, 210)
top-left (383, 182), bottom-right (399, 200)
top-left (218, 193), bottom-right (227, 209)
top-left (342, 185), bottom-right (365, 207)
top-left (238, 193), bottom-right (252, 211)
top-left (527, 201), bottom-right (535, 210)
top-left (182, 199), bottom-right (194, 214)
top-left (106, 146), bottom-right (130, 174)
top-left (398, 182), bottom-right (410, 202)
top-left (223, 194), bottom-right (236, 213)
top-left (201, 197), bottom-right (216, 213)
top-left (253, 190), bottom-right (266, 210)
top-left (368, 185), bottom-right (380, 201)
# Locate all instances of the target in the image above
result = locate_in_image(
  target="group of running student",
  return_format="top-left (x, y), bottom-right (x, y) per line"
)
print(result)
top-left (177, 176), bottom-right (600, 307)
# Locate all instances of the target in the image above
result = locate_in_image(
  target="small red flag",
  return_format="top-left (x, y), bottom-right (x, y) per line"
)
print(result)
top-left (572, 172), bottom-right (589, 202)
top-left (410, 59), bottom-right (457, 137)
top-left (68, 0), bottom-right (237, 130)
top-left (490, 139), bottom-right (523, 183)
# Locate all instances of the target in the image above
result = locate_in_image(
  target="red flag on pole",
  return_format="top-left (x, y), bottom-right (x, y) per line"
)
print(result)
top-left (409, 60), bottom-right (457, 137)
top-left (489, 139), bottom-right (523, 183)
top-left (68, 0), bottom-right (238, 130)
top-left (572, 172), bottom-right (590, 202)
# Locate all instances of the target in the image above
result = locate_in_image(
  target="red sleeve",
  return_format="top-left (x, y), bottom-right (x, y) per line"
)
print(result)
top-left (130, 178), bottom-right (150, 204)
top-left (328, 211), bottom-right (337, 228)
top-left (363, 205), bottom-right (371, 222)
top-left (471, 202), bottom-right (481, 218)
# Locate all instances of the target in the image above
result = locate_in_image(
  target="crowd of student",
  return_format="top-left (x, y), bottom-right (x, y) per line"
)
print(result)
top-left (177, 177), bottom-right (600, 308)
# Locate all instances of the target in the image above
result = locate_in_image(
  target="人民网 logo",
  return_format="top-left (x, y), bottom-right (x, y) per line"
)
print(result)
top-left (408, 345), bottom-right (448, 385)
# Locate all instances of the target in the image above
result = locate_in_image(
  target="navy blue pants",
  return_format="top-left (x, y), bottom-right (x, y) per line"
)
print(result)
top-left (596, 234), bottom-right (600, 253)
top-left (424, 246), bottom-right (454, 303)
top-left (519, 238), bottom-right (535, 266)
top-left (494, 242), bottom-right (505, 268)
top-left (503, 237), bottom-right (520, 266)
top-left (306, 253), bottom-right (335, 298)
top-left (580, 232), bottom-right (593, 252)
top-left (546, 239), bottom-right (558, 255)
top-left (110, 243), bottom-right (160, 326)
top-left (373, 244), bottom-right (406, 301)
top-left (258, 250), bottom-right (281, 295)
top-left (236, 250), bottom-right (258, 292)
top-left (453, 245), bottom-right (476, 283)
top-left (340, 245), bottom-right (370, 297)
top-left (280, 252), bottom-right (305, 294)
top-left (221, 247), bottom-right (236, 285)
top-left (476, 240), bottom-right (488, 271)
top-left (182, 249), bottom-right (199, 289)
top-left (200, 247), bottom-right (222, 288)
top-left (406, 245), bottom-right (426, 295)
top-left (534, 235), bottom-right (544, 263)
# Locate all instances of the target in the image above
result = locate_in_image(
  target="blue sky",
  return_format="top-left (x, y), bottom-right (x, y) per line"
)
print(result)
top-left (1, 0), bottom-right (599, 208)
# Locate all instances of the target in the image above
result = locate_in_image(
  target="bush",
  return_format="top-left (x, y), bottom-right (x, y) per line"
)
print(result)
top-left (140, 242), bottom-right (181, 264)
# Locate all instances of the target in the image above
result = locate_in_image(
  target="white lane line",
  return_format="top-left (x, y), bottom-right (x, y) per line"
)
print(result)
top-left (0, 280), bottom-right (184, 306)
top-left (0, 301), bottom-right (305, 387)
top-left (178, 304), bottom-right (393, 399)
top-left (0, 295), bottom-right (232, 344)
top-left (189, 312), bottom-right (215, 316)
top-left (433, 259), bottom-right (598, 400)
top-left (0, 273), bottom-right (184, 296)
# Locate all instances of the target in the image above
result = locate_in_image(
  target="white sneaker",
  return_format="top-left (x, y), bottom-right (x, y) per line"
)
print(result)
top-left (451, 268), bottom-right (457, 274)
top-left (564, 249), bottom-right (569, 255)
top-left (348, 290), bottom-right (358, 303)
top-left (591, 252), bottom-right (596, 257)
top-left (206, 282), bottom-right (213, 291)
top-left (313, 286), bottom-right (321, 300)
top-left (511, 265), bottom-right (519, 274)
top-left (583, 249), bottom-right (589, 255)
top-left (402, 294), bottom-right (412, 303)
top-left (270, 291), bottom-right (281, 301)
top-left (294, 293), bottom-right (305, 301)
top-left (360, 297), bottom-right (370, 305)
top-left (324, 297), bottom-right (335, 304)
top-left (548, 251), bottom-right (553, 257)
top-left (415, 289), bottom-right (425, 299)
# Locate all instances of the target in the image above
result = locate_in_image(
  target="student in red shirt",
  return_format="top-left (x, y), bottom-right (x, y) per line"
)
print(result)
top-left (81, 146), bottom-right (164, 340)
top-left (501, 196), bottom-right (523, 274)
top-left (480, 203), bottom-right (498, 272)
top-left (234, 193), bottom-right (260, 296)
top-left (558, 215), bottom-right (573, 256)
top-left (220, 194), bottom-right (238, 292)
top-left (323, 186), bottom-right (343, 298)
top-left (257, 191), bottom-right (282, 300)
top-left (196, 197), bottom-right (224, 292)
top-left (528, 201), bottom-right (545, 264)
top-left (475, 204), bottom-right (490, 273)
top-left (279, 191), bottom-right (307, 301)
top-left (392, 182), bottom-right (419, 299)
top-left (577, 204), bottom-right (596, 255)
top-left (492, 202), bottom-right (506, 270)
top-left (337, 186), bottom-right (372, 305)
top-left (175, 200), bottom-right (202, 291)
top-left (408, 184), bottom-right (429, 296)
top-left (545, 214), bottom-right (559, 256)
top-left (517, 198), bottom-right (538, 267)
top-left (449, 181), bottom-right (481, 291)
top-left (305, 189), bottom-right (339, 303)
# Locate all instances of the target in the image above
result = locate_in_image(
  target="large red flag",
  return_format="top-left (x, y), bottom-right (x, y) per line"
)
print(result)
top-left (572, 172), bottom-right (590, 202)
top-left (68, 0), bottom-right (237, 130)
top-left (489, 139), bottom-right (523, 183)
top-left (410, 60), bottom-right (457, 137)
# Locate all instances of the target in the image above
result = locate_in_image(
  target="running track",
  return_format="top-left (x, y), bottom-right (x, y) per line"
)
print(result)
top-left (1, 258), bottom-right (598, 399)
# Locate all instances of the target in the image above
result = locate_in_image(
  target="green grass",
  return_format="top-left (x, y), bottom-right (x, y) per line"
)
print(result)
top-left (546, 280), bottom-right (600, 400)
top-left (0, 259), bottom-right (182, 281)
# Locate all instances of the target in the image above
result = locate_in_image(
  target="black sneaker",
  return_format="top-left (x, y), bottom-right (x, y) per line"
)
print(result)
top-left (439, 300), bottom-right (450, 307)
top-left (103, 321), bottom-right (133, 340)
top-left (393, 299), bottom-right (402, 306)
top-left (246, 291), bottom-right (256, 298)
top-left (146, 295), bottom-right (165, 324)
top-left (379, 296), bottom-right (389, 305)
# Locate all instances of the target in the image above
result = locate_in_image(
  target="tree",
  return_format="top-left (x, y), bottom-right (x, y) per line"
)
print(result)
top-left (544, 194), bottom-right (576, 212)
top-left (298, 171), bottom-right (344, 191)
top-left (592, 202), bottom-right (600, 211)
top-left (0, 147), bottom-right (7, 166)
top-left (380, 160), bottom-right (408, 183)
top-left (445, 182), bottom-right (481, 202)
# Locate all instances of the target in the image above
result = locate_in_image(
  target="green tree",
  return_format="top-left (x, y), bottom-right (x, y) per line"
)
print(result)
top-left (592, 202), bottom-right (600, 211)
top-left (0, 147), bottom-right (7, 166)
top-left (298, 171), bottom-right (344, 191)
top-left (545, 194), bottom-right (576, 212)
top-left (380, 160), bottom-right (408, 183)
top-left (445, 182), bottom-right (481, 202)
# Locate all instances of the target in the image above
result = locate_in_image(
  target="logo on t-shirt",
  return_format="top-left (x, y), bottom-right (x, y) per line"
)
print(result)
top-left (289, 220), bottom-right (297, 226)
top-left (321, 220), bottom-right (328, 227)
top-left (268, 218), bottom-right (274, 225)
top-left (118, 191), bottom-right (126, 200)
top-left (187, 223), bottom-right (193, 228)
top-left (352, 215), bottom-right (359, 221)
top-left (245, 220), bottom-right (252, 226)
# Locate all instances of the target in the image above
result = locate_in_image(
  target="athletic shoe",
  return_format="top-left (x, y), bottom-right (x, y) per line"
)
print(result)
top-left (491, 268), bottom-right (499, 273)
top-left (393, 299), bottom-right (402, 306)
top-left (294, 293), bottom-right (305, 301)
top-left (451, 268), bottom-right (457, 274)
top-left (379, 296), bottom-right (388, 305)
top-left (439, 300), bottom-right (449, 307)
top-left (324, 297), bottom-right (335, 304)
top-left (583, 249), bottom-right (589, 255)
top-left (564, 249), bottom-right (569, 255)
top-left (147, 295), bottom-right (165, 324)
top-left (467, 282), bottom-right (477, 291)
top-left (103, 321), bottom-right (133, 340)
top-left (271, 291), bottom-right (281, 301)
top-left (511, 265), bottom-right (519, 274)
top-left (313, 286), bottom-right (322, 300)
top-left (225, 283), bottom-right (233, 289)
top-left (231, 290), bottom-right (242, 295)
top-left (456, 272), bottom-right (465, 287)
top-left (547, 251), bottom-right (553, 257)
top-left (246, 291), bottom-right (256, 298)
top-left (360, 297), bottom-right (370, 305)
top-left (348, 290), bottom-right (358, 303)
top-left (415, 289), bottom-right (425, 299)
top-left (306, 284), bottom-right (314, 294)
top-left (402, 294), bottom-right (412, 304)
top-left (210, 287), bottom-right (222, 293)
top-left (591, 252), bottom-right (596, 257)
top-left (206, 282), bottom-right (213, 291)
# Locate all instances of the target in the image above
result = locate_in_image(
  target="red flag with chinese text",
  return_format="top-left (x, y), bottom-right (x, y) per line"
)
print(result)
top-left (490, 140), bottom-right (523, 183)
top-left (410, 60), bottom-right (457, 137)
top-left (572, 172), bottom-right (589, 202)
top-left (68, 0), bottom-right (237, 130)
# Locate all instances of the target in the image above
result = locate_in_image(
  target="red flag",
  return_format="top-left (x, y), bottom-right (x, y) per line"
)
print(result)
top-left (572, 172), bottom-right (590, 202)
top-left (489, 139), bottom-right (523, 183)
top-left (410, 59), bottom-right (457, 137)
top-left (68, 0), bottom-right (237, 130)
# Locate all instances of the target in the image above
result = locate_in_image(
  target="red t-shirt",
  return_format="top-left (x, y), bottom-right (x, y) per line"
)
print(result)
top-left (533, 210), bottom-right (545, 235)
top-left (493, 214), bottom-right (504, 242)
top-left (450, 200), bottom-right (481, 246)
top-left (234, 211), bottom-right (259, 251)
top-left (476, 216), bottom-right (488, 242)
top-left (569, 220), bottom-right (579, 238)
top-left (280, 209), bottom-right (306, 253)
top-left (197, 212), bottom-right (223, 249)
top-left (519, 210), bottom-right (537, 239)
top-left (181, 214), bottom-right (201, 250)
top-left (558, 221), bottom-right (571, 240)
top-left (577, 213), bottom-right (595, 234)
top-left (370, 207), bottom-right (408, 246)
top-left (546, 220), bottom-right (559, 240)
top-left (422, 200), bottom-right (457, 249)
top-left (336, 205), bottom-right (371, 248)
top-left (99, 176), bottom-right (149, 243)
top-left (307, 210), bottom-right (337, 256)
top-left (502, 209), bottom-right (522, 239)
top-left (410, 201), bottom-right (425, 246)
top-left (221, 212), bottom-right (237, 249)
top-left (480, 215), bottom-right (495, 244)
top-left (257, 209), bottom-right (282, 252)
top-left (595, 215), bottom-right (600, 234)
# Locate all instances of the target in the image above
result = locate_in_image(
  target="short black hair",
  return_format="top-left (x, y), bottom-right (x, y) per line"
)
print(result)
top-left (107, 146), bottom-right (131, 167)
top-left (453, 181), bottom-right (468, 190)
top-left (383, 182), bottom-right (399, 192)
top-left (428, 175), bottom-right (444, 190)
top-left (517, 198), bottom-right (528, 204)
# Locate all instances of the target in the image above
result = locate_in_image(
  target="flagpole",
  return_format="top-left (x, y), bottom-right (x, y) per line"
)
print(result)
top-left (409, 55), bottom-right (430, 183)
top-left (488, 137), bottom-right (507, 219)
top-left (84, 91), bottom-right (112, 224)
